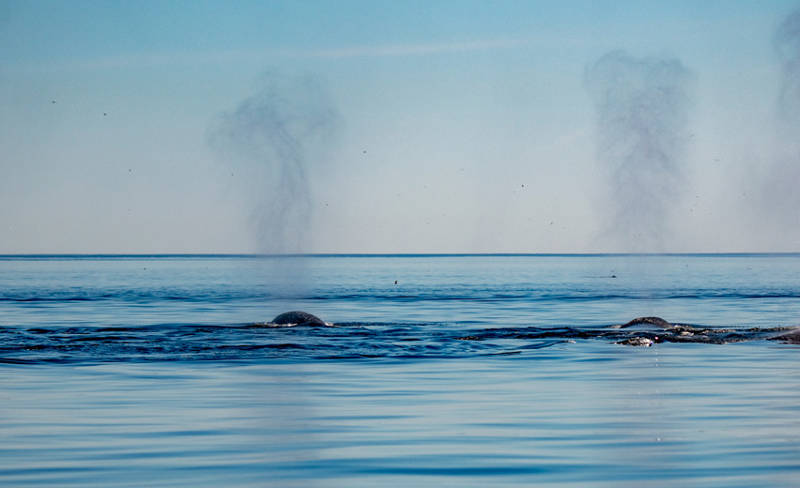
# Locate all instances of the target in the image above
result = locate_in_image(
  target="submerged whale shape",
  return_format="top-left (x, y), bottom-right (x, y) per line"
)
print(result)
top-left (271, 311), bottom-right (327, 327)
top-left (773, 328), bottom-right (800, 343)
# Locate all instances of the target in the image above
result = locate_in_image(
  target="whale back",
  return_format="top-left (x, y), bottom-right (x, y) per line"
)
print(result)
top-left (272, 311), bottom-right (326, 326)
top-left (774, 328), bottom-right (800, 343)
top-left (620, 316), bottom-right (673, 329)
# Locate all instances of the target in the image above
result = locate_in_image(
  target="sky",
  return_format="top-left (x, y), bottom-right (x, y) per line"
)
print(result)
top-left (1, 0), bottom-right (800, 253)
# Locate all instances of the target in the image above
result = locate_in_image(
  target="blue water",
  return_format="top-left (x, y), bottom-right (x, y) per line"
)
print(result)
top-left (2, 254), bottom-right (800, 486)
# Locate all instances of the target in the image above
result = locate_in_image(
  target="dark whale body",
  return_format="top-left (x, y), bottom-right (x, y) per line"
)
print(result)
top-left (619, 316), bottom-right (673, 329)
top-left (773, 328), bottom-right (800, 343)
top-left (615, 316), bottom-right (689, 346)
top-left (272, 311), bottom-right (327, 327)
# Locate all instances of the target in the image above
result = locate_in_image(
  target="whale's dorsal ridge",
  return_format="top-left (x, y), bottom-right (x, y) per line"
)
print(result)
top-left (619, 316), bottom-right (673, 329)
top-left (271, 311), bottom-right (327, 327)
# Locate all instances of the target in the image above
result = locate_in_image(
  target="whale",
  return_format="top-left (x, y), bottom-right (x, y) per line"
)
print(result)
top-left (615, 316), bottom-right (674, 329)
top-left (772, 327), bottom-right (800, 343)
top-left (271, 311), bottom-right (327, 327)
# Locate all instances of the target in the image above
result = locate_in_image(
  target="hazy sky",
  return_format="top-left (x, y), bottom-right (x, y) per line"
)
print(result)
top-left (2, 0), bottom-right (799, 253)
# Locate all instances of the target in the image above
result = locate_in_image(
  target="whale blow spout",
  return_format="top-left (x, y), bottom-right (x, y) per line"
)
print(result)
top-left (272, 311), bottom-right (327, 327)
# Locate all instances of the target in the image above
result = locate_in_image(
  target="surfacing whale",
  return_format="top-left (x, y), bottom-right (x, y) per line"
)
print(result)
top-left (612, 316), bottom-right (674, 346)
top-left (617, 316), bottom-right (674, 329)
top-left (613, 316), bottom-right (800, 346)
top-left (271, 311), bottom-right (327, 327)
top-left (614, 316), bottom-right (719, 346)
top-left (773, 328), bottom-right (800, 343)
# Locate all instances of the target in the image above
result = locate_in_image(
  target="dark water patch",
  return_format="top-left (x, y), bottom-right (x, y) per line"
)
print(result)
top-left (3, 296), bottom-right (96, 302)
top-left (9, 287), bottom-right (800, 306)
top-left (307, 289), bottom-right (800, 302)
top-left (0, 319), bottom-right (798, 364)
top-left (220, 343), bottom-right (307, 351)
top-left (0, 288), bottom-right (272, 304)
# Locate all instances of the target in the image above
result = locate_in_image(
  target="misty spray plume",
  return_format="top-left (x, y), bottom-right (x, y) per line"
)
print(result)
top-left (209, 72), bottom-right (339, 254)
top-left (762, 7), bottom-right (800, 236)
top-left (776, 7), bottom-right (800, 123)
top-left (585, 51), bottom-right (692, 251)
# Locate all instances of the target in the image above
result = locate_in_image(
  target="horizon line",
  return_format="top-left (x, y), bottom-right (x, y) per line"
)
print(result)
top-left (1, 252), bottom-right (799, 258)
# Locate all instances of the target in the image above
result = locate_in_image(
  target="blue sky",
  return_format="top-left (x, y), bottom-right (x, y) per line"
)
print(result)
top-left (2, 1), bottom-right (799, 253)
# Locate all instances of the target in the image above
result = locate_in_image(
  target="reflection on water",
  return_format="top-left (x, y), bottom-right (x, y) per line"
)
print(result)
top-left (3, 342), bottom-right (800, 487)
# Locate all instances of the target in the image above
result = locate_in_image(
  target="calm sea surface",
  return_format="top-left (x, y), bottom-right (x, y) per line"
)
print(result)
top-left (2, 254), bottom-right (799, 486)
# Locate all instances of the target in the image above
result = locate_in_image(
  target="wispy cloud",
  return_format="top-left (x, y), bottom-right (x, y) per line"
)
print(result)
top-left (10, 38), bottom-right (529, 73)
top-left (292, 38), bottom-right (527, 59)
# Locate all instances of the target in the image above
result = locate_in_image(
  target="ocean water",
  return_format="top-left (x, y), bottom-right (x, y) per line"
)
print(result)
top-left (1, 254), bottom-right (800, 487)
